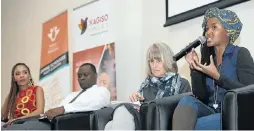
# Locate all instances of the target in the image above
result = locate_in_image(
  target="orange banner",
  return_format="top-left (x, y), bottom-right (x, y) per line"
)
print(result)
top-left (73, 45), bottom-right (104, 91)
top-left (73, 43), bottom-right (116, 100)
top-left (40, 11), bottom-right (68, 68)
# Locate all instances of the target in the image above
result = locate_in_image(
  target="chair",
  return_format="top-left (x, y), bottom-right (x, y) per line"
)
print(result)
top-left (51, 107), bottom-right (114, 130)
top-left (140, 85), bottom-right (254, 130)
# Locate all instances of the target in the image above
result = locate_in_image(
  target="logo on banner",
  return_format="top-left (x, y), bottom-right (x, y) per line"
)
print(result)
top-left (78, 14), bottom-right (109, 36)
top-left (78, 17), bottom-right (88, 35)
top-left (48, 26), bottom-right (60, 42)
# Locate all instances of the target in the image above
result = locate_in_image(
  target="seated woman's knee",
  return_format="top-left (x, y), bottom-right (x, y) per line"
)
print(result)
top-left (178, 95), bottom-right (198, 105)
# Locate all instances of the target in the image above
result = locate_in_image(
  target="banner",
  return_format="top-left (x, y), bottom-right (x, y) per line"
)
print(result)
top-left (39, 11), bottom-right (70, 110)
top-left (73, 0), bottom-right (117, 100)
top-left (73, 43), bottom-right (116, 100)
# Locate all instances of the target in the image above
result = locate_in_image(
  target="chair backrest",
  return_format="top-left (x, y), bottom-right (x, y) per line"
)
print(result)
top-left (179, 77), bottom-right (191, 93)
top-left (222, 84), bottom-right (254, 130)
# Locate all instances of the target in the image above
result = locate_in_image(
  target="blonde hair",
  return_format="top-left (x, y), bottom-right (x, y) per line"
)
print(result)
top-left (146, 42), bottom-right (178, 76)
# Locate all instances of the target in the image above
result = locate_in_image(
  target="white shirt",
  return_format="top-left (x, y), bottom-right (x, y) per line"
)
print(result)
top-left (58, 85), bottom-right (110, 114)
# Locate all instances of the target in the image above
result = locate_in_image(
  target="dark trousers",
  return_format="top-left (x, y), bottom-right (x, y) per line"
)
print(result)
top-left (2, 116), bottom-right (51, 130)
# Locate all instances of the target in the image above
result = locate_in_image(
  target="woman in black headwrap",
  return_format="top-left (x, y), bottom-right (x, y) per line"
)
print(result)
top-left (172, 7), bottom-right (254, 130)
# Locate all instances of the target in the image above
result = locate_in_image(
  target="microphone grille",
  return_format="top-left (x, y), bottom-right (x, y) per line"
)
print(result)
top-left (198, 36), bottom-right (206, 44)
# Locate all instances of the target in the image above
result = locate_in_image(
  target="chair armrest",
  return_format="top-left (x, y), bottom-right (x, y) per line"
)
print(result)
top-left (222, 84), bottom-right (254, 130)
top-left (51, 111), bottom-right (92, 130)
top-left (51, 107), bottom-right (114, 130)
top-left (90, 107), bottom-right (114, 130)
top-left (140, 92), bottom-right (192, 130)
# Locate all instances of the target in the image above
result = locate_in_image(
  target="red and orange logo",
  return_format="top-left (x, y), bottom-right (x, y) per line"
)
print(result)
top-left (78, 17), bottom-right (88, 35)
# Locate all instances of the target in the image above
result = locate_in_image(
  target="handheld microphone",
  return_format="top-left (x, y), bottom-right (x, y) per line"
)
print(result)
top-left (173, 36), bottom-right (206, 61)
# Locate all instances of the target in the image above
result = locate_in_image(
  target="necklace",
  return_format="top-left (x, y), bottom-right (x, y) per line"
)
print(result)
top-left (212, 64), bottom-right (222, 109)
top-left (212, 82), bottom-right (219, 109)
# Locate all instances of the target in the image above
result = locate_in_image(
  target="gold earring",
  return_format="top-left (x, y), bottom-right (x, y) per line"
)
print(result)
top-left (28, 78), bottom-right (32, 86)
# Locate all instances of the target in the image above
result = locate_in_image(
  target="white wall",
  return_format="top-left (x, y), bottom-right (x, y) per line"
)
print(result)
top-left (112, 0), bottom-right (144, 100)
top-left (2, 0), bottom-right (254, 104)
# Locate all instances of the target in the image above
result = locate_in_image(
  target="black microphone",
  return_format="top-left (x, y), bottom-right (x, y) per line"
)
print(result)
top-left (173, 36), bottom-right (206, 61)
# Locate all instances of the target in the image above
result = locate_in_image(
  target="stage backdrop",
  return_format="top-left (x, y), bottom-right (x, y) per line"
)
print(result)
top-left (72, 0), bottom-right (117, 100)
top-left (39, 11), bottom-right (71, 110)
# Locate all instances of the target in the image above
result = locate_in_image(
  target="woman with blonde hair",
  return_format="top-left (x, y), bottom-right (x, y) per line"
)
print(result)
top-left (130, 42), bottom-right (191, 102)
top-left (105, 43), bottom-right (191, 130)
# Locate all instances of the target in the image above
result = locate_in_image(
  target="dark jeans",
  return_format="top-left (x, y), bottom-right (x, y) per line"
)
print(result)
top-left (178, 95), bottom-right (221, 130)
top-left (2, 116), bottom-right (51, 130)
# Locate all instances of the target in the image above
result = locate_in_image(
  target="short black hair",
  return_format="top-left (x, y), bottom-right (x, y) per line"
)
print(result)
top-left (80, 63), bottom-right (97, 73)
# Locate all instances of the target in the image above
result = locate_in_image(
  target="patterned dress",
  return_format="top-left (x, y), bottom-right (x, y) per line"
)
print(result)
top-left (15, 86), bottom-right (38, 117)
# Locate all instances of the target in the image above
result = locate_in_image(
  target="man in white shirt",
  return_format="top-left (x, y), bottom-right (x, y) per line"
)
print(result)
top-left (4, 63), bottom-right (110, 130)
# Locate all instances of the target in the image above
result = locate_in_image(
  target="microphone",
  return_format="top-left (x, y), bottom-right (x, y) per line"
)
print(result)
top-left (173, 36), bottom-right (206, 61)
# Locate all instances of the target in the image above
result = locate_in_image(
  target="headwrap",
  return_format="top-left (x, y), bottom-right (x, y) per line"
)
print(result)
top-left (202, 7), bottom-right (242, 44)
